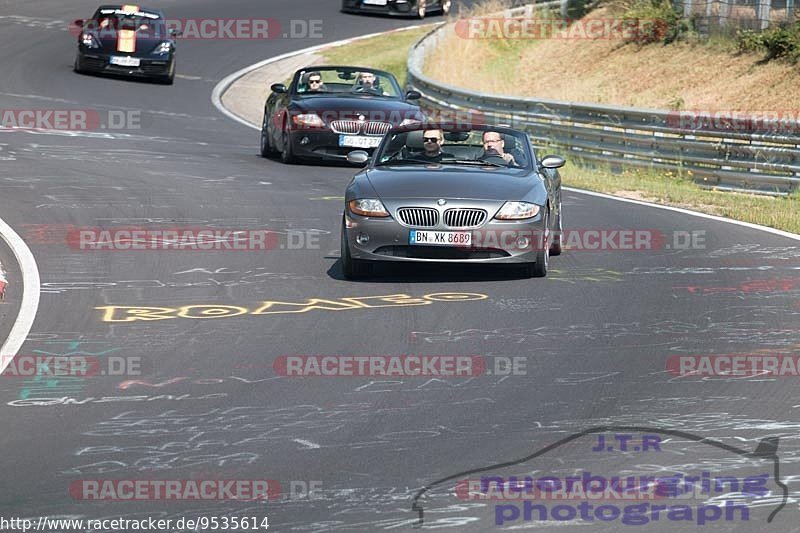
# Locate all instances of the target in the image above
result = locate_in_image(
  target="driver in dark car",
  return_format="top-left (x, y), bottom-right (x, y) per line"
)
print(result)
top-left (481, 131), bottom-right (518, 166)
top-left (305, 71), bottom-right (326, 92)
top-left (353, 71), bottom-right (383, 94)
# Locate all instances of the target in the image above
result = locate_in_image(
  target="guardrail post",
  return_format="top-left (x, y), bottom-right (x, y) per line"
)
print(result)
top-left (683, 0), bottom-right (694, 18)
top-left (757, 0), bottom-right (771, 29)
top-left (560, 0), bottom-right (568, 17)
top-left (719, 0), bottom-right (730, 27)
top-left (788, 0), bottom-right (796, 22)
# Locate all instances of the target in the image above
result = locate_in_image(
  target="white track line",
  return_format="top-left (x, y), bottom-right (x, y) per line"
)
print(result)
top-left (213, 27), bottom-right (800, 243)
top-left (211, 23), bottom-right (439, 131)
top-left (0, 215), bottom-right (40, 373)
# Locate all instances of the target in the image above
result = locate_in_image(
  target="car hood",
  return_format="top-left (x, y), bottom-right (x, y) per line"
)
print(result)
top-left (96, 34), bottom-right (165, 56)
top-left (365, 166), bottom-right (540, 201)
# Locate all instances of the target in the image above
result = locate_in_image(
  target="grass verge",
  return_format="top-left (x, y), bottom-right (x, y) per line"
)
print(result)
top-left (319, 16), bottom-right (800, 234)
top-left (320, 26), bottom-right (432, 88)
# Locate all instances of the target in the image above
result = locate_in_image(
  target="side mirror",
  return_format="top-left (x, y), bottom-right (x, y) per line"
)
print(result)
top-left (271, 83), bottom-right (287, 94)
top-left (73, 19), bottom-right (85, 28)
top-left (169, 28), bottom-right (182, 37)
top-left (539, 155), bottom-right (566, 169)
top-left (346, 150), bottom-right (370, 166)
top-left (405, 90), bottom-right (421, 100)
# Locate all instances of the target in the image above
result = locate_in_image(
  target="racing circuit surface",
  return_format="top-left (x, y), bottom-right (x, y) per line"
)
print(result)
top-left (0, 0), bottom-right (799, 531)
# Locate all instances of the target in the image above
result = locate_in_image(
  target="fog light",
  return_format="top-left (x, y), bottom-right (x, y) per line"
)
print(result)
top-left (300, 137), bottom-right (310, 145)
top-left (517, 237), bottom-right (530, 249)
top-left (356, 233), bottom-right (370, 245)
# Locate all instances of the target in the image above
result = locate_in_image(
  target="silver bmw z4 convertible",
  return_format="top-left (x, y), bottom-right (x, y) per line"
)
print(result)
top-left (341, 123), bottom-right (566, 279)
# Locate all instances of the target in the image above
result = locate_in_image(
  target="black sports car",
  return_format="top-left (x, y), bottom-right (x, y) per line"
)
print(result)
top-left (260, 66), bottom-right (424, 164)
top-left (341, 0), bottom-right (452, 18)
top-left (73, 5), bottom-right (178, 84)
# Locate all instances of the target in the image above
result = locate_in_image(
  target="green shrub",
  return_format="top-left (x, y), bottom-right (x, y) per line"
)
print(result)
top-left (621, 0), bottom-right (683, 45)
top-left (736, 23), bottom-right (800, 62)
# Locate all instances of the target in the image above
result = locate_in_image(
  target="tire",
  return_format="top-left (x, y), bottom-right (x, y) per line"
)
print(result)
top-left (522, 209), bottom-right (549, 278)
top-left (341, 223), bottom-right (371, 279)
top-left (73, 55), bottom-right (83, 74)
top-left (260, 113), bottom-right (278, 158)
top-left (416, 1), bottom-right (427, 18)
top-left (157, 61), bottom-right (175, 85)
top-left (550, 197), bottom-right (563, 256)
top-left (440, 0), bottom-right (452, 15)
top-left (280, 123), bottom-right (297, 164)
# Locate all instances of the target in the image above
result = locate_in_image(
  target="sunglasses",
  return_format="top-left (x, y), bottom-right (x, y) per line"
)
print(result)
top-left (484, 138), bottom-right (502, 143)
top-left (308, 79), bottom-right (322, 84)
top-left (423, 137), bottom-right (440, 143)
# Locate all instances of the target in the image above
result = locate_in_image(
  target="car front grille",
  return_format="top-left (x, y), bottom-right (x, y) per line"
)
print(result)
top-left (443, 208), bottom-right (487, 229)
top-left (397, 207), bottom-right (438, 228)
top-left (330, 120), bottom-right (391, 136)
top-left (363, 121), bottom-right (392, 135)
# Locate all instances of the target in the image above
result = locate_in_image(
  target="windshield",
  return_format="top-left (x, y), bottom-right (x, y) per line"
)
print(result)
top-left (374, 128), bottom-right (532, 169)
top-left (90, 11), bottom-right (166, 38)
top-left (294, 67), bottom-right (401, 97)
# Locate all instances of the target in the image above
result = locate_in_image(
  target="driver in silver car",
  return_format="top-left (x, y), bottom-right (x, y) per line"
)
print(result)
top-left (481, 131), bottom-right (518, 166)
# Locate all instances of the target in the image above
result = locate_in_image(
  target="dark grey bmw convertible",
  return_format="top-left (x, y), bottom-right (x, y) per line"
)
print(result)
top-left (341, 123), bottom-right (566, 279)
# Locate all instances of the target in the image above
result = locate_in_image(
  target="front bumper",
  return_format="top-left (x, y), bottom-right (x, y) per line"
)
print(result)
top-left (76, 51), bottom-right (173, 78)
top-left (289, 130), bottom-right (382, 161)
top-left (344, 213), bottom-right (548, 264)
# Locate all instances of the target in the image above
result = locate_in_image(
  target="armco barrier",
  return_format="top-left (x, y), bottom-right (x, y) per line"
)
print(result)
top-left (406, 15), bottom-right (800, 195)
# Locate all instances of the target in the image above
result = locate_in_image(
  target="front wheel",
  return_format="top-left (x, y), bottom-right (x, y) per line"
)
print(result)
top-left (440, 0), bottom-right (452, 15)
top-left (341, 223), bottom-right (372, 279)
top-left (416, 1), bottom-right (427, 18)
top-left (156, 61), bottom-right (175, 85)
top-left (522, 210), bottom-right (549, 278)
top-left (550, 198), bottom-right (563, 256)
top-left (281, 125), bottom-right (297, 164)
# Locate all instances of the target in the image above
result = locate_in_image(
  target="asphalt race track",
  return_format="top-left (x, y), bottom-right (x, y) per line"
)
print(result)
top-left (1, 1), bottom-right (799, 531)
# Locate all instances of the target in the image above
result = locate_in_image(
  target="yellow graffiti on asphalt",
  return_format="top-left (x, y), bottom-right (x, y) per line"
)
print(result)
top-left (96, 292), bottom-right (488, 322)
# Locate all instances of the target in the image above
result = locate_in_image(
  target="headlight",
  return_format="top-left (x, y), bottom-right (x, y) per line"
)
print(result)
top-left (348, 199), bottom-right (389, 217)
top-left (399, 118), bottom-right (421, 127)
top-left (495, 201), bottom-right (541, 220)
top-left (291, 113), bottom-right (324, 128)
top-left (153, 42), bottom-right (172, 55)
top-left (81, 33), bottom-right (100, 48)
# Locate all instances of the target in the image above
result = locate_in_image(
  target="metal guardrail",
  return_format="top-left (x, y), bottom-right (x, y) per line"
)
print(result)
top-left (406, 18), bottom-right (800, 195)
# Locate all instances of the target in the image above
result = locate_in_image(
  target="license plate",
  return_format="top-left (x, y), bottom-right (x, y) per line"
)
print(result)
top-left (110, 56), bottom-right (140, 67)
top-left (409, 230), bottom-right (472, 246)
top-left (363, 0), bottom-right (388, 5)
top-left (339, 134), bottom-right (381, 149)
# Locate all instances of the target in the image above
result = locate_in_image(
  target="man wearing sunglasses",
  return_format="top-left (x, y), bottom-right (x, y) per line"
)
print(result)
top-left (411, 129), bottom-right (453, 163)
top-left (481, 131), bottom-right (518, 166)
top-left (305, 71), bottom-right (326, 92)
